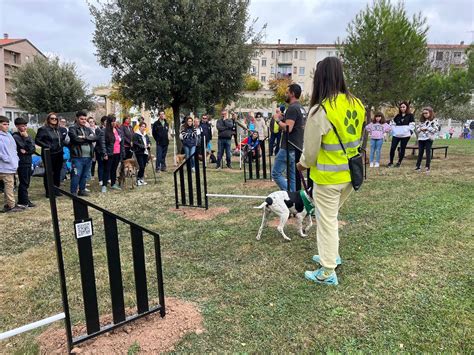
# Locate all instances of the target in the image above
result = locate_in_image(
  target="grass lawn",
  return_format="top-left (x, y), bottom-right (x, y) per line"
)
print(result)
top-left (1, 139), bottom-right (473, 353)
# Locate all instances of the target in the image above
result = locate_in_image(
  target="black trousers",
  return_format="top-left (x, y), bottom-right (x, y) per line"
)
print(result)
top-left (17, 165), bottom-right (32, 205)
top-left (389, 136), bottom-right (411, 164)
top-left (42, 151), bottom-right (63, 196)
top-left (136, 153), bottom-right (148, 179)
top-left (103, 154), bottom-right (121, 186)
top-left (416, 139), bottom-right (433, 168)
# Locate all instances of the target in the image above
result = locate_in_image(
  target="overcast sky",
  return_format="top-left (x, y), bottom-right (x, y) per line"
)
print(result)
top-left (1, 0), bottom-right (473, 90)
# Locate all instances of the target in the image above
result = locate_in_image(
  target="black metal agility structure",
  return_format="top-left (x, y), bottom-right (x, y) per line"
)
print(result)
top-left (173, 140), bottom-right (208, 210)
top-left (43, 149), bottom-right (165, 353)
top-left (243, 130), bottom-right (272, 182)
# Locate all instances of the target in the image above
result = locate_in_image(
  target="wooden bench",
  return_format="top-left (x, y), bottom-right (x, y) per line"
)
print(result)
top-left (398, 145), bottom-right (449, 159)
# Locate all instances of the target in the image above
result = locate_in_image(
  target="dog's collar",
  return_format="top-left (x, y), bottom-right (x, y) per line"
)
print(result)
top-left (299, 190), bottom-right (314, 214)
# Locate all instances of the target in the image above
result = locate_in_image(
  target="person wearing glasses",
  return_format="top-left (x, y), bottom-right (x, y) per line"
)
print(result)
top-left (415, 107), bottom-right (438, 173)
top-left (35, 112), bottom-right (65, 197)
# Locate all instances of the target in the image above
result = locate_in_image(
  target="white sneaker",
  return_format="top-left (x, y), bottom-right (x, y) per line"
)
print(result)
top-left (141, 179), bottom-right (148, 185)
top-left (369, 162), bottom-right (374, 168)
top-left (374, 162), bottom-right (380, 168)
top-left (99, 181), bottom-right (103, 186)
top-left (137, 180), bottom-right (144, 186)
top-left (101, 186), bottom-right (107, 193)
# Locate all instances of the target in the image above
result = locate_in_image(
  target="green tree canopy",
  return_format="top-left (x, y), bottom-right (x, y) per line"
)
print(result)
top-left (90, 0), bottom-right (262, 138)
top-left (244, 74), bottom-right (263, 91)
top-left (11, 56), bottom-right (94, 113)
top-left (413, 45), bottom-right (474, 114)
top-left (341, 0), bottom-right (428, 111)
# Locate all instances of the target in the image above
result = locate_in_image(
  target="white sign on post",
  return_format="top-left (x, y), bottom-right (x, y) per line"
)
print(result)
top-left (74, 219), bottom-right (94, 239)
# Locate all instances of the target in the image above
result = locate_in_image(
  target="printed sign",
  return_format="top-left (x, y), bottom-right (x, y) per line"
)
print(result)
top-left (74, 219), bottom-right (93, 239)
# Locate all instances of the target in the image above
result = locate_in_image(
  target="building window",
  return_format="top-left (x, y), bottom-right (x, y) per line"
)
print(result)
top-left (261, 75), bottom-right (266, 82)
top-left (294, 51), bottom-right (298, 59)
top-left (436, 51), bottom-right (443, 61)
top-left (12, 52), bottom-right (19, 64)
top-left (327, 51), bottom-right (333, 57)
top-left (271, 51), bottom-right (275, 59)
top-left (250, 66), bottom-right (257, 75)
top-left (262, 58), bottom-right (267, 67)
top-left (293, 66), bottom-right (297, 74)
top-left (299, 67), bottom-right (305, 75)
top-left (5, 111), bottom-right (12, 120)
top-left (280, 51), bottom-right (292, 62)
top-left (453, 52), bottom-right (462, 58)
top-left (300, 51), bottom-right (306, 60)
top-left (271, 66), bottom-right (275, 74)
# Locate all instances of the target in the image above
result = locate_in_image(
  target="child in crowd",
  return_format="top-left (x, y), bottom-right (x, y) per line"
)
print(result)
top-left (415, 107), bottom-right (439, 173)
top-left (0, 116), bottom-right (23, 213)
top-left (132, 122), bottom-right (151, 186)
top-left (12, 117), bottom-right (36, 208)
top-left (365, 112), bottom-right (391, 167)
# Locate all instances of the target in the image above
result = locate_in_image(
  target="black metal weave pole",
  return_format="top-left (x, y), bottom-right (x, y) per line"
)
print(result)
top-left (44, 148), bottom-right (74, 352)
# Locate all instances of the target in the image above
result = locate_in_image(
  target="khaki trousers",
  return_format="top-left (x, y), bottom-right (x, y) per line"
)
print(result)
top-left (315, 182), bottom-right (353, 271)
top-left (0, 173), bottom-right (15, 209)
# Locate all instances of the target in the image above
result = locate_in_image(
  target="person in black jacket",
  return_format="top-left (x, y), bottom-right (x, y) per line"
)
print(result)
top-left (95, 116), bottom-right (107, 185)
top-left (216, 110), bottom-right (234, 169)
top-left (151, 111), bottom-right (170, 172)
top-left (387, 101), bottom-right (415, 167)
top-left (179, 117), bottom-right (198, 171)
top-left (199, 114), bottom-right (212, 151)
top-left (13, 117), bottom-right (36, 207)
top-left (132, 122), bottom-right (151, 185)
top-left (120, 116), bottom-right (134, 159)
top-left (68, 111), bottom-right (97, 196)
top-left (35, 112), bottom-right (64, 197)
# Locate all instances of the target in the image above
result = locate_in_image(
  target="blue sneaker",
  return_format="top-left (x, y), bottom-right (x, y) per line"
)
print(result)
top-left (305, 268), bottom-right (339, 286)
top-left (312, 255), bottom-right (342, 266)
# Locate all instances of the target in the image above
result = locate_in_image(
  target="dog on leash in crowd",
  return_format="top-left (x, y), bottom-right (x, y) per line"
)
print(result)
top-left (254, 190), bottom-right (314, 241)
top-left (118, 158), bottom-right (139, 189)
top-left (175, 154), bottom-right (186, 166)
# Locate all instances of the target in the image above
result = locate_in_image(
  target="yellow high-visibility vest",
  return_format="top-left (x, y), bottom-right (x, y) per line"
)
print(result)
top-left (310, 94), bottom-right (365, 185)
top-left (273, 120), bottom-right (280, 134)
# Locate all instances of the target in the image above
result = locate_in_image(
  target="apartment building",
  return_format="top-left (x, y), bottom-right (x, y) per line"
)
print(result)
top-left (0, 33), bottom-right (45, 121)
top-left (250, 41), bottom-right (469, 97)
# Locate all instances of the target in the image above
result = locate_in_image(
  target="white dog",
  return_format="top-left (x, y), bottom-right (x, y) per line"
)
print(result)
top-left (254, 190), bottom-right (314, 241)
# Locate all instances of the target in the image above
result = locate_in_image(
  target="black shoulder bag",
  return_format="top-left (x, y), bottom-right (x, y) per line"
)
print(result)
top-left (330, 123), bottom-right (364, 191)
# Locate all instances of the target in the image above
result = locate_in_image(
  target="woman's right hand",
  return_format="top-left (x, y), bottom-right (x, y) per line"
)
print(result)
top-left (104, 155), bottom-right (109, 160)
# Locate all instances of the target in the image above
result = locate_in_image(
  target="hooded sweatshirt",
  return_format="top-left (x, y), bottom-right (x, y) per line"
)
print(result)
top-left (0, 130), bottom-right (19, 173)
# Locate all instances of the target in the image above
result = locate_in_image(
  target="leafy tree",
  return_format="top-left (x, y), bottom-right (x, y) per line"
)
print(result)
top-left (413, 45), bottom-right (474, 114)
top-left (268, 77), bottom-right (292, 103)
top-left (11, 56), bottom-right (94, 113)
top-left (90, 0), bottom-right (262, 144)
top-left (244, 74), bottom-right (263, 91)
top-left (341, 0), bottom-right (428, 142)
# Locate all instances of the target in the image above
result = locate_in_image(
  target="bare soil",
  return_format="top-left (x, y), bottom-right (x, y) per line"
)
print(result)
top-left (38, 297), bottom-right (204, 354)
top-left (169, 206), bottom-right (230, 220)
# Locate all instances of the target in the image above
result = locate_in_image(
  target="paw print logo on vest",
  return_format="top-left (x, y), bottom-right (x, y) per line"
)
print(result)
top-left (344, 110), bottom-right (359, 135)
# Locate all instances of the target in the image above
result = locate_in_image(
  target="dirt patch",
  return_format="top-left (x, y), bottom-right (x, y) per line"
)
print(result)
top-left (170, 206), bottom-right (229, 220)
top-left (38, 297), bottom-right (204, 354)
top-left (243, 179), bottom-right (275, 189)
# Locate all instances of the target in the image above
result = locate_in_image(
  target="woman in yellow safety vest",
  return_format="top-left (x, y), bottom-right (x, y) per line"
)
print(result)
top-left (297, 56), bottom-right (365, 286)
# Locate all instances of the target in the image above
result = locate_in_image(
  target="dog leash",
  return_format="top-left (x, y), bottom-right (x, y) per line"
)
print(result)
top-left (298, 169), bottom-right (310, 196)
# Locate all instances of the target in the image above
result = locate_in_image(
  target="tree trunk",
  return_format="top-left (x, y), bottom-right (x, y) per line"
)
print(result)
top-left (171, 102), bottom-right (182, 153)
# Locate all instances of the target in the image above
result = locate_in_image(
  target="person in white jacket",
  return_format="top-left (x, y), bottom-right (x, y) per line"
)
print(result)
top-left (415, 107), bottom-right (439, 173)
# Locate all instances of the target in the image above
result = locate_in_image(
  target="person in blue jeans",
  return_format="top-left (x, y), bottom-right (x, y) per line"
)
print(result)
top-left (271, 84), bottom-right (306, 192)
top-left (365, 112), bottom-right (391, 167)
top-left (68, 111), bottom-right (97, 196)
top-left (216, 110), bottom-right (234, 169)
top-left (179, 116), bottom-right (198, 171)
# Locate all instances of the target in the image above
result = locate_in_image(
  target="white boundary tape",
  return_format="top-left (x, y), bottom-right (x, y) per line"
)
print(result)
top-left (0, 313), bottom-right (65, 340)
top-left (206, 193), bottom-right (267, 199)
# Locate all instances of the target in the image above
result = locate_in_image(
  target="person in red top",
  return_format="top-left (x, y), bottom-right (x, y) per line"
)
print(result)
top-left (101, 115), bottom-right (124, 192)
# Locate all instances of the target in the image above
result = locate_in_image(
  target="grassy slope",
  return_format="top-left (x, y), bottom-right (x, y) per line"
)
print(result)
top-left (1, 139), bottom-right (473, 353)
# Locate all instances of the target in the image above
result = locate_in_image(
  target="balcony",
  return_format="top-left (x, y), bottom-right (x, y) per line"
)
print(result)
top-left (276, 73), bottom-right (292, 80)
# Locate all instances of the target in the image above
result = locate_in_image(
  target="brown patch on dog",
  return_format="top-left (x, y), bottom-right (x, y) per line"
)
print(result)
top-left (175, 154), bottom-right (186, 166)
top-left (118, 158), bottom-right (139, 189)
top-left (38, 297), bottom-right (204, 353)
top-left (170, 206), bottom-right (230, 220)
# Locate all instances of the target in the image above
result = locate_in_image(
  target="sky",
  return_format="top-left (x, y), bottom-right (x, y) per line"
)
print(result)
top-left (1, 0), bottom-right (473, 90)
